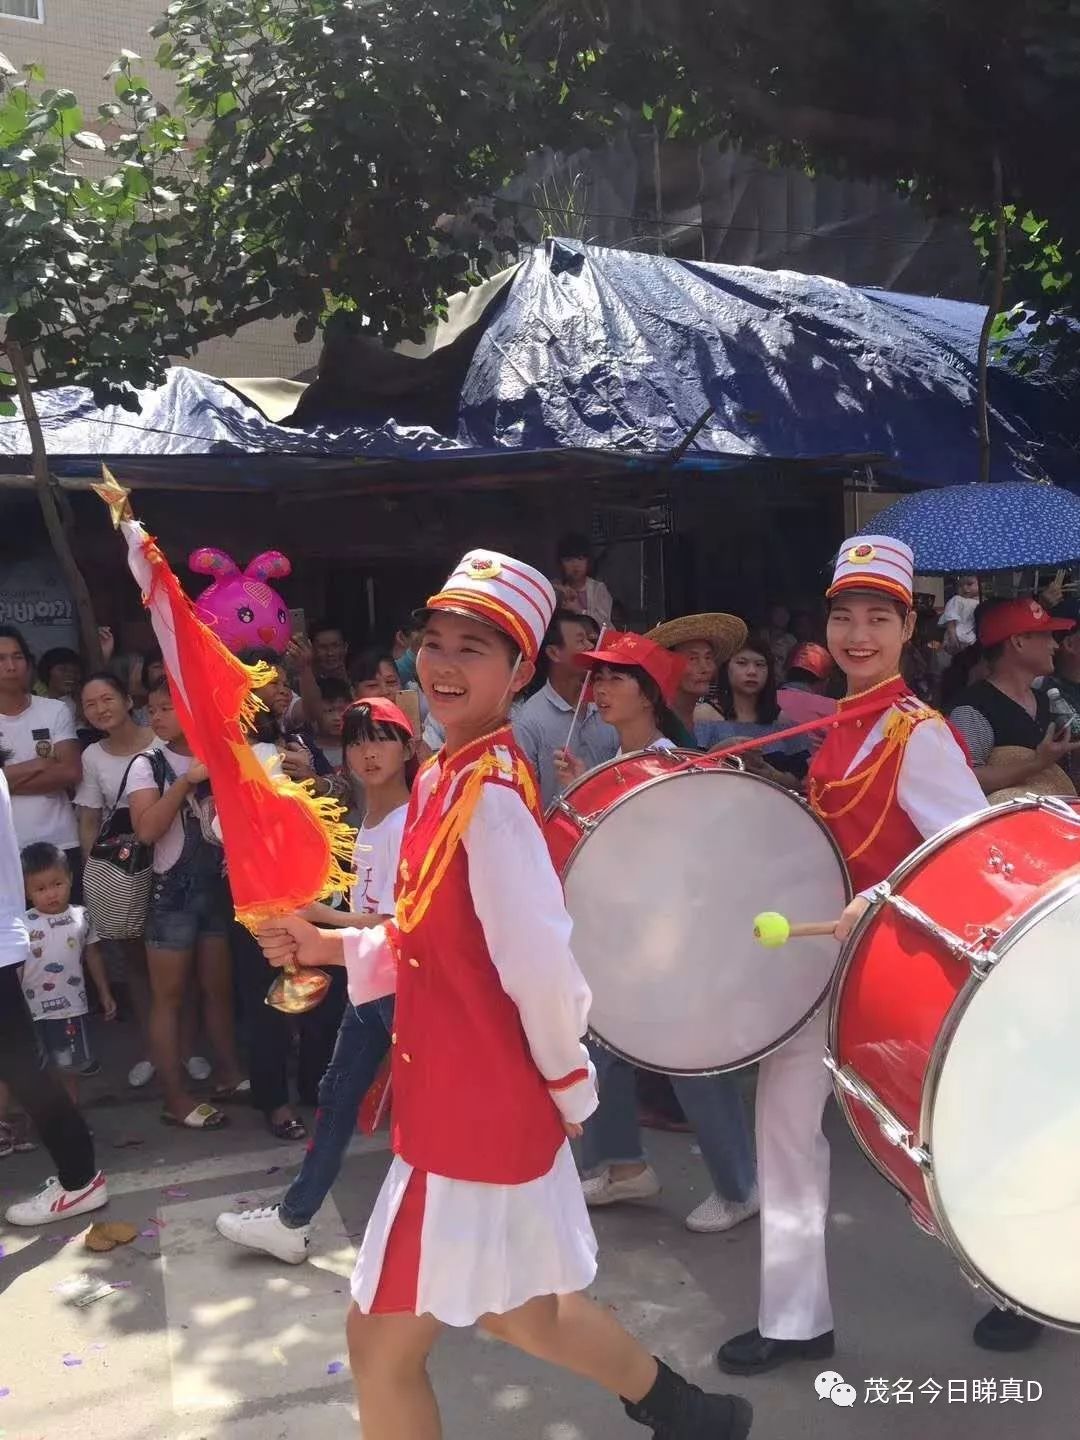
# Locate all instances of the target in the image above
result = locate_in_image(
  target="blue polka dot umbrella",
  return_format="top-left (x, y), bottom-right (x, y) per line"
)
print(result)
top-left (863, 483), bottom-right (1080, 574)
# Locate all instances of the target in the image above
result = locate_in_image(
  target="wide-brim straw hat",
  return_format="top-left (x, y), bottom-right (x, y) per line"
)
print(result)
top-left (986, 746), bottom-right (1077, 805)
top-left (646, 613), bottom-right (748, 665)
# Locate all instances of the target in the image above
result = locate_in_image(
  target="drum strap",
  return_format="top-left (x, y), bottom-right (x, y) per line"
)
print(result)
top-left (702, 694), bottom-right (896, 764)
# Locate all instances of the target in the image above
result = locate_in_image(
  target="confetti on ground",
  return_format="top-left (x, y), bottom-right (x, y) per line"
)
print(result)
top-left (62, 1357), bottom-right (83, 1368)
top-left (148, 1216), bottom-right (166, 1228)
top-left (110, 1281), bottom-right (133, 1290)
top-left (234, 1197), bottom-right (253, 1206)
top-left (265, 1166), bottom-right (280, 1175)
top-left (271, 1346), bottom-right (287, 1366)
top-left (88, 1344), bottom-right (107, 1352)
top-left (326, 1361), bottom-right (345, 1376)
top-left (0, 1246), bottom-right (5, 1260)
top-left (139, 1230), bottom-right (157, 1240)
top-left (164, 1188), bottom-right (188, 1198)
top-left (0, 1387), bottom-right (9, 1398)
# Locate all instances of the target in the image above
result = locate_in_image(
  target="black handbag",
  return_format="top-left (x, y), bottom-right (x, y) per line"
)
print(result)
top-left (83, 751), bottom-right (167, 940)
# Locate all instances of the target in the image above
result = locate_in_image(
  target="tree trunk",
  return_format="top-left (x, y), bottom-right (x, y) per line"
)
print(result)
top-left (4, 339), bottom-right (103, 668)
top-left (975, 153), bottom-right (1007, 484)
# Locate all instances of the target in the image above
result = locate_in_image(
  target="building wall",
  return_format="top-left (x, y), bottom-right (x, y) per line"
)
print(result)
top-left (0, 0), bottom-right (319, 379)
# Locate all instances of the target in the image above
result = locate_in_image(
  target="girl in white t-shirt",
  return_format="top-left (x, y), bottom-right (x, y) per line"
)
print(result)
top-left (215, 696), bottom-right (416, 1263)
top-left (76, 672), bottom-right (164, 1090)
top-left (553, 630), bottom-right (687, 785)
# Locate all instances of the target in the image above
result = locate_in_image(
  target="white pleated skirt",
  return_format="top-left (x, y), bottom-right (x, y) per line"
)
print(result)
top-left (351, 1140), bottom-right (598, 1328)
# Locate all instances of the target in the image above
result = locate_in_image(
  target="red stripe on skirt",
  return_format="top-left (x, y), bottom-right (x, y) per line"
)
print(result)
top-left (369, 1170), bottom-right (428, 1315)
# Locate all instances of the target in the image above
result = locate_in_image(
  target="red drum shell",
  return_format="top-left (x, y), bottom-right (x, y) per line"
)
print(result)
top-left (829, 797), bottom-right (1080, 1326)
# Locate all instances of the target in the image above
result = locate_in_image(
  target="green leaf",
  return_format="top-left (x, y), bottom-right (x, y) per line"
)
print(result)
top-left (641, 102), bottom-right (654, 121)
top-left (52, 89), bottom-right (79, 110)
top-left (0, 398), bottom-right (16, 418)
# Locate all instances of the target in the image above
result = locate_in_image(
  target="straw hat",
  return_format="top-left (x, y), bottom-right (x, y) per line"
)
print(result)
top-left (986, 746), bottom-right (1077, 805)
top-left (646, 613), bottom-right (748, 665)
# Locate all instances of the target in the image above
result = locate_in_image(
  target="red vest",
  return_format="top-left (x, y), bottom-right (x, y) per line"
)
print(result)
top-left (386, 728), bottom-right (567, 1185)
top-left (808, 677), bottom-right (933, 893)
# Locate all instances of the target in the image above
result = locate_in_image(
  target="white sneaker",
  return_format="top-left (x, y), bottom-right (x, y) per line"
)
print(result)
top-left (186, 1055), bottom-right (212, 1082)
top-left (128, 1059), bottom-right (155, 1088)
top-left (216, 1206), bottom-right (310, 1264)
top-left (685, 1187), bottom-right (760, 1234)
top-left (5, 1172), bottom-right (108, 1227)
top-left (581, 1165), bottom-right (661, 1207)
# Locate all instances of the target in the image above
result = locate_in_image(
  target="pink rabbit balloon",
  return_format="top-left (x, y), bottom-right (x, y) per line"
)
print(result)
top-left (189, 547), bottom-right (293, 655)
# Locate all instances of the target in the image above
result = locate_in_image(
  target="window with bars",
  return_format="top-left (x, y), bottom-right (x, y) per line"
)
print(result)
top-left (0, 0), bottom-right (44, 20)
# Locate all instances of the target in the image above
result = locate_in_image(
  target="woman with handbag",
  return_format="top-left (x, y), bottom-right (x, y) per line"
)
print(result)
top-left (124, 677), bottom-right (247, 1130)
top-left (79, 673), bottom-right (212, 1090)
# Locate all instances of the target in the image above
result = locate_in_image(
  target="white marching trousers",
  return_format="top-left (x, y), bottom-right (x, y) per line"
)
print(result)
top-left (755, 1007), bottom-right (834, 1340)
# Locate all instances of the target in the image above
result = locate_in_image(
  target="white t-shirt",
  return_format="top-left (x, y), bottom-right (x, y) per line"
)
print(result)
top-left (616, 736), bottom-right (678, 758)
top-left (939, 595), bottom-right (979, 649)
top-left (76, 738), bottom-right (161, 815)
top-left (123, 746), bottom-right (194, 873)
top-left (0, 695), bottom-right (79, 849)
top-left (0, 770), bottom-right (30, 970)
top-left (350, 803), bottom-right (408, 917)
top-left (21, 903), bottom-right (97, 1020)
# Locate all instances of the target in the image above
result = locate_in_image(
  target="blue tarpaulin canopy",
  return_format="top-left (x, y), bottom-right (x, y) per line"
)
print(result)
top-left (1, 240), bottom-right (1076, 492)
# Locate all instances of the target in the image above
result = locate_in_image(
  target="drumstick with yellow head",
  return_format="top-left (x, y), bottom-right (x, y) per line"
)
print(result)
top-left (753, 911), bottom-right (839, 948)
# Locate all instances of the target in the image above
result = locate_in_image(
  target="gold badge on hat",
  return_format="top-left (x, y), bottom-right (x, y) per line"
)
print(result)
top-left (847, 543), bottom-right (876, 564)
top-left (467, 556), bottom-right (502, 580)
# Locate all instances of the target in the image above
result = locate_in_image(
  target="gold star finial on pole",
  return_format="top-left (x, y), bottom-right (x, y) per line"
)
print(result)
top-left (91, 465), bottom-right (135, 528)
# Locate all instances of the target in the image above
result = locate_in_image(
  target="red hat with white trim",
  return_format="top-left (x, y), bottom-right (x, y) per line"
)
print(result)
top-left (977, 597), bottom-right (1075, 649)
top-left (574, 630), bottom-right (688, 705)
top-left (345, 695), bottom-right (415, 737)
top-left (424, 550), bottom-right (556, 663)
top-left (827, 535), bottom-right (915, 608)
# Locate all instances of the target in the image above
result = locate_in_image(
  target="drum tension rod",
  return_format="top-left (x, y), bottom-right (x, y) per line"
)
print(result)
top-left (824, 1055), bottom-right (931, 1171)
top-left (881, 889), bottom-right (999, 979)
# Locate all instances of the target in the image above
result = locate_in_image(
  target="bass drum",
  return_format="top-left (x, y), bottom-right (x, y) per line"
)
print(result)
top-left (828, 795), bottom-right (1080, 1331)
top-left (544, 751), bottom-right (850, 1074)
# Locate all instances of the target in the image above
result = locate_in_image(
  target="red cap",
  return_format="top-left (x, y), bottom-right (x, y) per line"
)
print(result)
top-left (787, 642), bottom-right (835, 681)
top-left (977, 598), bottom-right (1075, 650)
top-left (574, 630), bottom-right (688, 705)
top-left (345, 696), bottom-right (415, 738)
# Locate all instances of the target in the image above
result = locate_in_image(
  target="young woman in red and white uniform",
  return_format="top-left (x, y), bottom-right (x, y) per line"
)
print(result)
top-left (716, 535), bottom-right (992, 1378)
top-left (259, 552), bottom-right (753, 1440)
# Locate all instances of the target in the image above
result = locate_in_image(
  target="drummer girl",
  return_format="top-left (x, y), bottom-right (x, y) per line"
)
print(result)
top-left (258, 561), bottom-right (752, 1440)
top-left (554, 632), bottom-right (759, 1233)
top-left (714, 536), bottom-right (1007, 1380)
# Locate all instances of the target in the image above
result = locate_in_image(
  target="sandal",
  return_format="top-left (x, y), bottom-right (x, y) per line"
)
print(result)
top-left (268, 1115), bottom-right (308, 1142)
top-left (211, 1080), bottom-right (252, 1103)
top-left (161, 1103), bottom-right (229, 1131)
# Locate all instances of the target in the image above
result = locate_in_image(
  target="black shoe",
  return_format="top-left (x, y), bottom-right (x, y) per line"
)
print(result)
top-left (716, 1327), bottom-right (834, 1377)
top-left (624, 1358), bottom-right (752, 1440)
top-left (973, 1307), bottom-right (1044, 1352)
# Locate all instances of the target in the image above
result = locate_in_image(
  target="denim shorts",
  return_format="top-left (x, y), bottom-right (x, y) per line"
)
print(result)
top-left (35, 1014), bottom-right (93, 1070)
top-left (145, 865), bottom-right (231, 950)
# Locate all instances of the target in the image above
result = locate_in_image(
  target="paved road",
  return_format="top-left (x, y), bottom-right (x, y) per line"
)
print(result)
top-left (1, 1057), bottom-right (1076, 1439)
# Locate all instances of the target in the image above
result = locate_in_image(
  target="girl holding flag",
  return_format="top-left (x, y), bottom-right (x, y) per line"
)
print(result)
top-left (258, 556), bottom-right (753, 1440)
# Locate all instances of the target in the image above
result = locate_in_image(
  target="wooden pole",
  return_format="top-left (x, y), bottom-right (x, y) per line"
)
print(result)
top-left (4, 338), bottom-right (103, 668)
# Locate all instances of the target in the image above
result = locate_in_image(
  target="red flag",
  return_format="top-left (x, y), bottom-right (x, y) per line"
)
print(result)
top-left (114, 513), bottom-right (352, 929)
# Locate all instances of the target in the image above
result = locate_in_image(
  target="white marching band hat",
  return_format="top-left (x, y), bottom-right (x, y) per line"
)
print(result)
top-left (827, 535), bottom-right (915, 608)
top-left (424, 550), bottom-right (556, 663)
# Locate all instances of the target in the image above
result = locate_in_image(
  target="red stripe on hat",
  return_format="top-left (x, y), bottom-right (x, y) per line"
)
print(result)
top-left (428, 589), bottom-right (535, 658)
top-left (827, 575), bottom-right (912, 605)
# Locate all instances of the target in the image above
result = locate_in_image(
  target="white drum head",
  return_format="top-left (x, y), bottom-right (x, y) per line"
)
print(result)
top-left (562, 768), bottom-right (849, 1072)
top-left (929, 885), bottom-right (1080, 1326)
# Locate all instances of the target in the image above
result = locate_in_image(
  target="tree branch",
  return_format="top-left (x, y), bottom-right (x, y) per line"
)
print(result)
top-left (976, 152), bottom-right (1006, 484)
